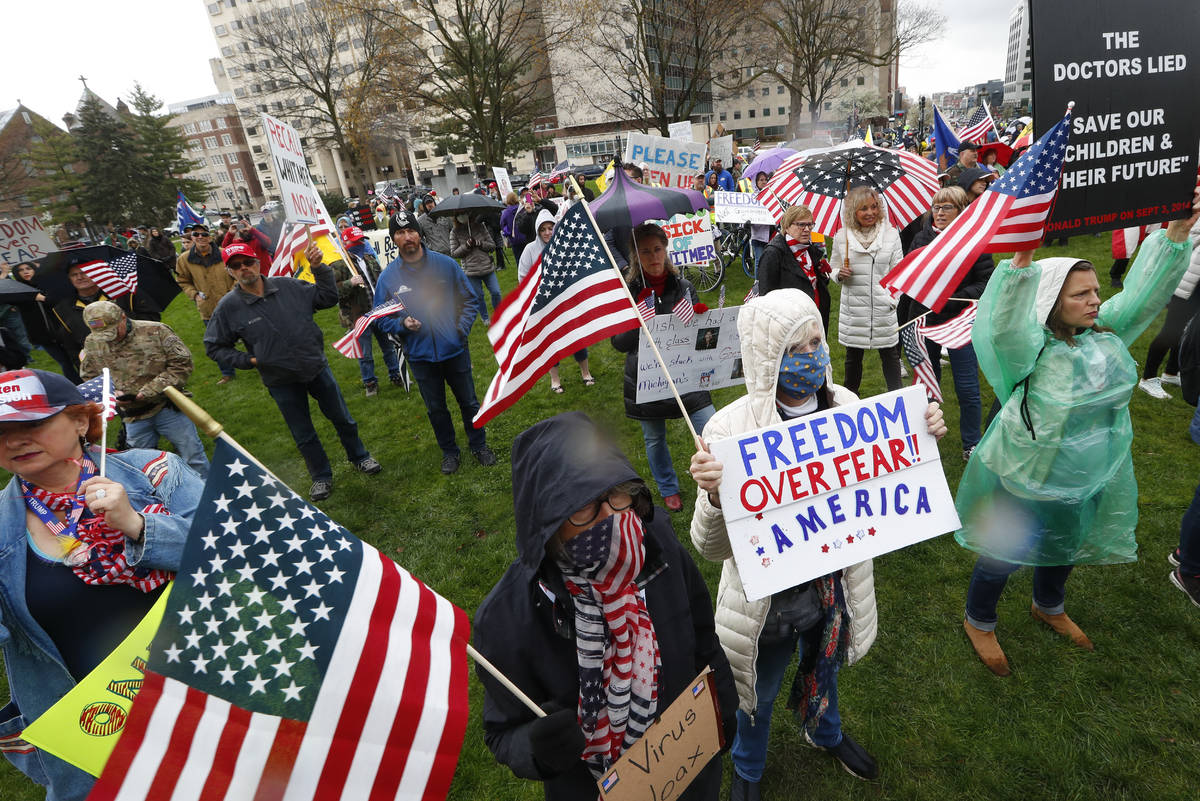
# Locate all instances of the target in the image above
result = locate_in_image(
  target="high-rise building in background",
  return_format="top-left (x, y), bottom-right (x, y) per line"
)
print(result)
top-left (1003, 2), bottom-right (1032, 113)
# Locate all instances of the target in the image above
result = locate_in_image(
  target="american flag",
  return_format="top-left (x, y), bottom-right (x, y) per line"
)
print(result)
top-left (78, 253), bottom-right (138, 299)
top-left (525, 171), bottom-right (545, 190)
top-left (474, 202), bottom-right (641, 426)
top-left (757, 145), bottom-right (939, 236)
top-left (743, 281), bottom-right (760, 303)
top-left (752, 138), bottom-right (761, 153)
top-left (636, 291), bottom-right (656, 322)
top-left (718, 284), bottom-right (726, 309)
top-left (77, 375), bottom-right (118, 420)
top-left (672, 296), bottom-right (695, 325)
top-left (882, 106), bottom-right (1073, 313)
top-left (1111, 224), bottom-right (1163, 259)
top-left (898, 322), bottom-right (942, 403)
top-left (269, 221), bottom-right (337, 277)
top-left (332, 299), bottom-right (406, 358)
top-left (919, 303), bottom-right (977, 349)
top-left (88, 438), bottom-right (470, 801)
top-left (957, 101), bottom-right (996, 144)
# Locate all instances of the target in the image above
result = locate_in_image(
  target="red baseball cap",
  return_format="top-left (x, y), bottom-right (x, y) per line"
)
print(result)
top-left (0, 369), bottom-right (86, 422)
top-left (341, 226), bottom-right (366, 245)
top-left (222, 242), bottom-right (258, 263)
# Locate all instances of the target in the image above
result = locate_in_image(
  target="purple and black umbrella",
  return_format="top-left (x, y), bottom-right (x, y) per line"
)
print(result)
top-left (589, 166), bottom-right (708, 231)
top-left (741, 148), bottom-right (798, 183)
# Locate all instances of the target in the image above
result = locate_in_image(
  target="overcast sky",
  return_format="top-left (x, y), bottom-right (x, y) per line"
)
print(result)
top-left (3, 0), bottom-right (1012, 125)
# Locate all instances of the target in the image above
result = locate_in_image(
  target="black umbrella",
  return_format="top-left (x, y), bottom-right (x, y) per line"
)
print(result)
top-left (589, 166), bottom-right (708, 231)
top-left (425, 194), bottom-right (505, 218)
top-left (36, 245), bottom-right (181, 309)
top-left (0, 278), bottom-right (42, 303)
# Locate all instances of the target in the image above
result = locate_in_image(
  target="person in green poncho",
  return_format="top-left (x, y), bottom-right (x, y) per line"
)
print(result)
top-left (958, 189), bottom-right (1200, 677)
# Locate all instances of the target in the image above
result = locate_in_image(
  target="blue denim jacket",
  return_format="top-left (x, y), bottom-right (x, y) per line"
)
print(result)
top-left (0, 448), bottom-right (202, 801)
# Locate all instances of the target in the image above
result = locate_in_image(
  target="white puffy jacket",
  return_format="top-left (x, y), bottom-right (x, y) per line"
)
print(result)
top-left (829, 222), bottom-right (903, 348)
top-left (690, 288), bottom-right (878, 717)
top-left (1174, 218), bottom-right (1200, 300)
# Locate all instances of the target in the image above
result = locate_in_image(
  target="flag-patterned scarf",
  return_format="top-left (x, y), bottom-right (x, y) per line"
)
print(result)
top-left (21, 455), bottom-right (172, 593)
top-left (787, 574), bottom-right (849, 737)
top-left (787, 238), bottom-right (830, 289)
top-left (557, 510), bottom-right (661, 777)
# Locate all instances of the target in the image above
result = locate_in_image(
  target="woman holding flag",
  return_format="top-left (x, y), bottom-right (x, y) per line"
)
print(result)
top-left (0, 369), bottom-right (203, 801)
top-left (957, 189), bottom-right (1200, 676)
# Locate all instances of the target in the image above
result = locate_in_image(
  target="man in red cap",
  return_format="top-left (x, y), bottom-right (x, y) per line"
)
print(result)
top-left (204, 241), bottom-right (382, 501)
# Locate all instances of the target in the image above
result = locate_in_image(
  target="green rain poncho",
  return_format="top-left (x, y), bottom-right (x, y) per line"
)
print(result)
top-left (955, 230), bottom-right (1190, 565)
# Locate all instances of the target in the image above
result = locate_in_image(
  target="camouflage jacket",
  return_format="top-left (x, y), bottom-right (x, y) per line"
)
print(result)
top-left (79, 320), bottom-right (194, 421)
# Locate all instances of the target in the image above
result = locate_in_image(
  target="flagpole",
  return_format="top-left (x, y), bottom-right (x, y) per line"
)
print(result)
top-left (99, 368), bottom-right (110, 477)
top-left (568, 177), bottom-right (703, 445)
top-left (466, 644), bottom-right (545, 718)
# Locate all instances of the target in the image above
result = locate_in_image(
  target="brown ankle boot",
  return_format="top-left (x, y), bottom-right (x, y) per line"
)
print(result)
top-left (1030, 606), bottom-right (1094, 650)
top-left (963, 620), bottom-right (1011, 676)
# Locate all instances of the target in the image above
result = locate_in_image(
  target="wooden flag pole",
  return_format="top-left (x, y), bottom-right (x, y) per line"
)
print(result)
top-left (99, 368), bottom-right (111, 477)
top-left (568, 176), bottom-right (702, 447)
top-left (164, 385), bottom-right (549, 719)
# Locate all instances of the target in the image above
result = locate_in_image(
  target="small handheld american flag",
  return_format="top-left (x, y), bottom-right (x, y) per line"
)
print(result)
top-left (77, 374), bottom-right (118, 420)
top-left (636, 291), bottom-right (656, 322)
top-left (672, 296), bottom-right (695, 325)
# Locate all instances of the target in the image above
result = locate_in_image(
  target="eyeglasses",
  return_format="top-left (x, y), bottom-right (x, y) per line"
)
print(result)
top-left (226, 259), bottom-right (256, 270)
top-left (567, 491), bottom-right (634, 527)
top-left (192, 232), bottom-right (211, 238)
top-left (931, 204), bottom-right (958, 214)
top-left (788, 221), bottom-right (815, 231)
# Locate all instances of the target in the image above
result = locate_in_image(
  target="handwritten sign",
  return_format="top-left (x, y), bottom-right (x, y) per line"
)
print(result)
top-left (668, 121), bottom-right (694, 143)
top-left (708, 386), bottom-right (960, 601)
top-left (1, 215), bottom-right (56, 266)
top-left (713, 191), bottom-right (776, 225)
top-left (636, 306), bottom-right (743, 403)
top-left (598, 668), bottom-right (724, 801)
top-left (492, 166), bottom-right (513, 199)
top-left (708, 135), bottom-right (734, 167)
top-left (261, 113), bottom-right (320, 224)
top-left (366, 228), bottom-right (399, 267)
top-left (648, 212), bottom-right (715, 269)
top-left (624, 132), bottom-right (709, 190)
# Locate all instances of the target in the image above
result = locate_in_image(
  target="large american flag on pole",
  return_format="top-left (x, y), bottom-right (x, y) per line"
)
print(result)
top-left (332, 299), bottom-right (407, 358)
top-left (882, 105), bottom-right (1074, 312)
top-left (88, 438), bottom-right (470, 801)
top-left (957, 101), bottom-right (996, 144)
top-left (474, 201), bottom-right (641, 426)
top-left (78, 253), bottom-right (139, 299)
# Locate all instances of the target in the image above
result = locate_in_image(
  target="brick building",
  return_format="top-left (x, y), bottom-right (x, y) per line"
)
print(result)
top-left (167, 93), bottom-right (265, 214)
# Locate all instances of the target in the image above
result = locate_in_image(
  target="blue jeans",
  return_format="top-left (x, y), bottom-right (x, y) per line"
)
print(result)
top-left (751, 240), bottom-right (767, 272)
top-left (470, 273), bottom-right (502, 323)
top-left (356, 322), bottom-right (401, 385)
top-left (203, 318), bottom-right (234, 378)
top-left (408, 350), bottom-right (487, 457)
top-left (125, 406), bottom-right (210, 478)
top-left (1178, 479), bottom-right (1200, 576)
top-left (1190, 404), bottom-right (1200, 445)
top-left (965, 556), bottom-right (1074, 631)
top-left (928, 340), bottom-right (982, 450)
top-left (732, 630), bottom-right (842, 782)
top-left (639, 404), bottom-right (716, 497)
top-left (0, 306), bottom-right (32, 358)
top-left (265, 367), bottom-right (370, 481)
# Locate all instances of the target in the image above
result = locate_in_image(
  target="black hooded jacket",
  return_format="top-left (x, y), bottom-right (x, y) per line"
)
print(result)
top-left (755, 233), bottom-right (832, 332)
top-left (897, 218), bottom-right (995, 327)
top-left (473, 412), bottom-right (737, 801)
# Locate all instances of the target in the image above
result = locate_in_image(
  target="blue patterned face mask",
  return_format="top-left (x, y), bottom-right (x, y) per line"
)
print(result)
top-left (778, 343), bottom-right (829, 398)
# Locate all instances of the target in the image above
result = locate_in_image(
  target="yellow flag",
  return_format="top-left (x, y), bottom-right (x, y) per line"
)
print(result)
top-left (22, 584), bottom-right (172, 777)
top-left (597, 160), bottom-right (615, 194)
top-left (289, 227), bottom-right (347, 284)
top-left (864, 126), bottom-right (874, 145)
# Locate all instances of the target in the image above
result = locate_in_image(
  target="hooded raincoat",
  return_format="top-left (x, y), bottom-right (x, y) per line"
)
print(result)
top-left (955, 230), bottom-right (1191, 565)
top-left (473, 412), bottom-right (738, 801)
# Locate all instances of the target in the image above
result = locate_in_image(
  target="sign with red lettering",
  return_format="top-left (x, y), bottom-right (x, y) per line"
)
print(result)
top-left (261, 113), bottom-right (320, 224)
top-left (708, 386), bottom-right (960, 601)
top-left (1, 215), bottom-right (56, 266)
top-left (623, 132), bottom-right (709, 189)
top-left (647, 212), bottom-right (716, 268)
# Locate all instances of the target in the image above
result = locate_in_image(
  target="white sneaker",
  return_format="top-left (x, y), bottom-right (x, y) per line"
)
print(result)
top-left (1161, 373), bottom-right (1182, 386)
top-left (1138, 377), bottom-right (1171, 399)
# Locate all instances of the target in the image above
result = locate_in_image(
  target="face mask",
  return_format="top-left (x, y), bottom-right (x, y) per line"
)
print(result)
top-left (561, 512), bottom-right (618, 571)
top-left (778, 342), bottom-right (830, 398)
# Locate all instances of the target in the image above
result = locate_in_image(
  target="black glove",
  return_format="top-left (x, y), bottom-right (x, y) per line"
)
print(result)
top-left (528, 707), bottom-right (586, 777)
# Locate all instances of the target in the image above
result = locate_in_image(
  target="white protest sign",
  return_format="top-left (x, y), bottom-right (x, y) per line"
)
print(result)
top-left (668, 121), bottom-right (694, 142)
top-left (261, 113), bottom-right (320, 223)
top-left (713, 191), bottom-right (777, 225)
top-left (0, 216), bottom-right (56, 266)
top-left (624, 132), bottom-right (708, 189)
top-left (649, 212), bottom-right (716, 268)
top-left (709, 135), bottom-right (734, 166)
top-left (636, 306), bottom-right (743, 403)
top-left (492, 166), bottom-right (513, 199)
top-left (709, 386), bottom-right (960, 601)
top-left (365, 229), bottom-right (398, 267)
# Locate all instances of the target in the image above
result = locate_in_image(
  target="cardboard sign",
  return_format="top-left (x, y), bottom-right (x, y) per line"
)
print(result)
top-left (708, 386), bottom-right (960, 601)
top-left (648, 212), bottom-right (716, 268)
top-left (708, 135), bottom-right (734, 167)
top-left (262, 113), bottom-right (320, 223)
top-left (492, 166), bottom-right (513, 199)
top-left (23, 585), bottom-right (172, 776)
top-left (624, 133), bottom-right (709, 190)
top-left (668, 121), bottom-right (694, 143)
top-left (366, 228), bottom-right (399, 267)
top-left (713, 191), bottom-right (776, 225)
top-left (1032, 2), bottom-right (1200, 235)
top-left (598, 668), bottom-right (724, 801)
top-left (1, 215), bottom-right (56, 266)
top-left (636, 306), bottom-right (743, 403)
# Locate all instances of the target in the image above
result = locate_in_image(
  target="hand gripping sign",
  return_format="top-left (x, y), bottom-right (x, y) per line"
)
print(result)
top-left (708, 386), bottom-right (960, 601)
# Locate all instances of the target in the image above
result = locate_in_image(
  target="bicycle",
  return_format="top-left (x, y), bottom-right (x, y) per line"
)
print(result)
top-left (714, 223), bottom-right (755, 279)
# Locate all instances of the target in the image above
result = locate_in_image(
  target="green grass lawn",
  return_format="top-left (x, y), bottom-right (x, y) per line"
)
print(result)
top-left (3, 231), bottom-right (1199, 800)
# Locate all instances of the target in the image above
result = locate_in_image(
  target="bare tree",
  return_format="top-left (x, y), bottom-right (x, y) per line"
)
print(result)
top-left (552, 0), bottom-right (748, 136)
top-left (740, 0), bottom-right (945, 138)
top-left (232, 0), bottom-right (395, 194)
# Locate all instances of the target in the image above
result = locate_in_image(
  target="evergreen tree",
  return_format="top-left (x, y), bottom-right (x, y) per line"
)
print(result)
top-left (127, 84), bottom-right (210, 225)
top-left (70, 95), bottom-right (142, 227)
top-left (29, 119), bottom-right (85, 225)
